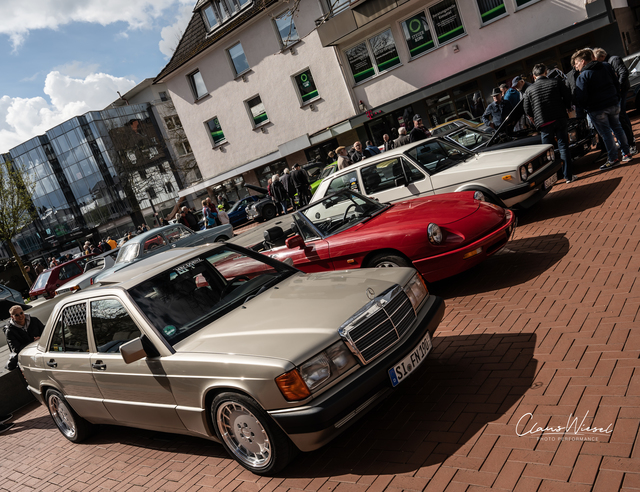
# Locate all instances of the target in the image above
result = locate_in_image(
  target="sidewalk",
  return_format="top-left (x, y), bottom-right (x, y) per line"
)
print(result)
top-left (1, 120), bottom-right (640, 491)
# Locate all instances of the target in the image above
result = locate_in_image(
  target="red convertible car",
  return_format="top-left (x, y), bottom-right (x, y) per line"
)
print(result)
top-left (231, 190), bottom-right (515, 282)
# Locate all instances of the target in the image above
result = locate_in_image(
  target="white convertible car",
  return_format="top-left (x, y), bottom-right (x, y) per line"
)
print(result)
top-left (311, 138), bottom-right (561, 209)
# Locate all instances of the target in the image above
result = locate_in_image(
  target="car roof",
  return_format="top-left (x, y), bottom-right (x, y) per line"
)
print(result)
top-left (123, 225), bottom-right (190, 244)
top-left (96, 243), bottom-right (225, 288)
top-left (41, 254), bottom-right (95, 273)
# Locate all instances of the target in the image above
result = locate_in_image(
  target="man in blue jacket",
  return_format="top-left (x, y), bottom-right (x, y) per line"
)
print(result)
top-left (574, 48), bottom-right (633, 170)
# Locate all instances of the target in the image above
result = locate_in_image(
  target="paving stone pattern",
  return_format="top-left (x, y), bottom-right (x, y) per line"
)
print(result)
top-left (2, 124), bottom-right (640, 491)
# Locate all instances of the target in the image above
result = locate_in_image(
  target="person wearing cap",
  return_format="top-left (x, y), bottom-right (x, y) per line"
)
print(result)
top-left (336, 146), bottom-right (352, 170)
top-left (4, 305), bottom-right (44, 371)
top-left (504, 76), bottom-right (531, 130)
top-left (482, 88), bottom-right (514, 130)
top-left (217, 204), bottom-right (231, 226)
top-left (409, 115), bottom-right (431, 143)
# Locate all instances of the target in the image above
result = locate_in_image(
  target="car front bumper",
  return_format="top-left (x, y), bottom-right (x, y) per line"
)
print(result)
top-left (269, 294), bottom-right (445, 452)
top-left (412, 208), bottom-right (516, 283)
top-left (496, 158), bottom-right (562, 208)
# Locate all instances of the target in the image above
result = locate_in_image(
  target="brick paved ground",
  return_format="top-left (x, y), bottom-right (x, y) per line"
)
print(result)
top-left (2, 120), bottom-right (640, 492)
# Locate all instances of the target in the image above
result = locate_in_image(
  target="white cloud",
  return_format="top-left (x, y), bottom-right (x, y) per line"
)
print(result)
top-left (52, 61), bottom-right (101, 78)
top-left (0, 0), bottom-right (180, 51)
top-left (0, 71), bottom-right (136, 153)
top-left (159, 2), bottom-right (195, 58)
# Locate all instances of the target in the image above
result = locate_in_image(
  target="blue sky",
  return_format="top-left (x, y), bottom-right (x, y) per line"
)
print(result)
top-left (0, 0), bottom-right (193, 153)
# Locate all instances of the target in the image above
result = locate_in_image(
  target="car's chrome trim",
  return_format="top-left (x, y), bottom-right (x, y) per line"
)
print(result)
top-left (334, 389), bottom-right (388, 428)
top-left (102, 399), bottom-right (176, 409)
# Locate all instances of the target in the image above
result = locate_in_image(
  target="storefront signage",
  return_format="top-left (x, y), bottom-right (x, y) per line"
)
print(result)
top-left (429, 0), bottom-right (465, 44)
top-left (294, 70), bottom-right (319, 103)
top-left (401, 13), bottom-right (434, 58)
top-left (346, 43), bottom-right (375, 84)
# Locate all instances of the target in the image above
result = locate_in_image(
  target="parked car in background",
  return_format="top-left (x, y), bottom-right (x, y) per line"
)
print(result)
top-left (227, 194), bottom-right (264, 226)
top-left (310, 162), bottom-right (338, 195)
top-left (0, 284), bottom-right (25, 304)
top-left (232, 190), bottom-right (516, 283)
top-left (244, 184), bottom-right (279, 221)
top-left (624, 51), bottom-right (640, 111)
top-left (302, 161), bottom-right (325, 182)
top-left (29, 255), bottom-right (97, 299)
top-left (93, 223), bottom-right (233, 283)
top-left (311, 137), bottom-right (560, 210)
top-left (429, 117), bottom-right (490, 136)
top-left (20, 242), bottom-right (444, 474)
top-left (54, 249), bottom-right (120, 296)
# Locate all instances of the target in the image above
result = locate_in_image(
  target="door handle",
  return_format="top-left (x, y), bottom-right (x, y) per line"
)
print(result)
top-left (46, 359), bottom-right (57, 368)
top-left (91, 361), bottom-right (107, 370)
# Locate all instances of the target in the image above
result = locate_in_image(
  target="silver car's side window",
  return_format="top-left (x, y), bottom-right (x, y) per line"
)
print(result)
top-left (328, 170), bottom-right (358, 194)
top-left (91, 299), bottom-right (141, 353)
top-left (48, 304), bottom-right (89, 353)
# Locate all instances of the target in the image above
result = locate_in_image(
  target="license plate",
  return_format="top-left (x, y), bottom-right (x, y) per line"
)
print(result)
top-left (388, 332), bottom-right (432, 387)
top-left (544, 174), bottom-right (557, 189)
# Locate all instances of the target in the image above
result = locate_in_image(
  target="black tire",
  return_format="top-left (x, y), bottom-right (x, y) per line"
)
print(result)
top-left (211, 392), bottom-right (297, 475)
top-left (215, 235), bottom-right (229, 243)
top-left (367, 253), bottom-right (410, 268)
top-left (261, 205), bottom-right (276, 221)
top-left (46, 389), bottom-right (95, 443)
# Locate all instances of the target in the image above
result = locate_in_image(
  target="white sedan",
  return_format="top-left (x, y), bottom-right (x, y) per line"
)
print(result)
top-left (311, 138), bottom-right (560, 209)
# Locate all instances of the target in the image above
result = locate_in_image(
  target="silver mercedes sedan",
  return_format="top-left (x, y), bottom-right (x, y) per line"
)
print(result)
top-left (19, 243), bottom-right (444, 474)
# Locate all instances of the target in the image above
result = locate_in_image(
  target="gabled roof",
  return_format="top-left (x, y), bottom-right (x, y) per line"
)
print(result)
top-left (155, 0), bottom-right (279, 83)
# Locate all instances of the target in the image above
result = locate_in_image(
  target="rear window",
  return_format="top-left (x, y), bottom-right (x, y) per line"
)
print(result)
top-left (32, 271), bottom-right (51, 290)
top-left (58, 263), bottom-right (82, 280)
top-left (116, 243), bottom-right (140, 264)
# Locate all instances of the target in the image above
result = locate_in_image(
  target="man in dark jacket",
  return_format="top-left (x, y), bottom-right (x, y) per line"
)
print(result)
top-left (181, 206), bottom-right (199, 231)
top-left (291, 163), bottom-right (311, 208)
top-left (4, 305), bottom-right (45, 371)
top-left (409, 115), bottom-right (431, 142)
top-left (524, 63), bottom-right (575, 183)
top-left (574, 49), bottom-right (633, 170)
top-left (594, 47), bottom-right (636, 154)
top-left (280, 168), bottom-right (293, 210)
top-left (482, 89), bottom-right (513, 130)
top-left (349, 141), bottom-right (366, 163)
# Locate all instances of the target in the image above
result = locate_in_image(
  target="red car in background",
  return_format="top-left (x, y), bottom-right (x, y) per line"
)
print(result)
top-left (29, 255), bottom-right (96, 299)
top-left (230, 190), bottom-right (515, 283)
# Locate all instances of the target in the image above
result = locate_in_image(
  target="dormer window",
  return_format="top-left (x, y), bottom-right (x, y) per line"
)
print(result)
top-left (201, 0), bottom-right (252, 31)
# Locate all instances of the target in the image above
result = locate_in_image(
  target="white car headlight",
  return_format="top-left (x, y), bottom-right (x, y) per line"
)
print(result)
top-left (404, 273), bottom-right (428, 312)
top-left (519, 166), bottom-right (528, 181)
top-left (546, 149), bottom-right (555, 162)
top-left (427, 223), bottom-right (443, 245)
top-left (298, 341), bottom-right (357, 392)
top-left (527, 162), bottom-right (534, 174)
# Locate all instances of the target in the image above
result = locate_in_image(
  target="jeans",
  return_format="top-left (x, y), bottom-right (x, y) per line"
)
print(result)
top-left (619, 96), bottom-right (635, 147)
top-left (540, 119), bottom-right (572, 179)
top-left (589, 105), bottom-right (630, 162)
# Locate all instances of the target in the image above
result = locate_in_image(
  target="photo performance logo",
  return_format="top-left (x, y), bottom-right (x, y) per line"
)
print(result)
top-left (515, 411), bottom-right (614, 441)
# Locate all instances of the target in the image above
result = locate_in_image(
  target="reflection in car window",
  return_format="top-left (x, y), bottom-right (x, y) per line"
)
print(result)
top-left (361, 158), bottom-right (424, 195)
top-left (49, 304), bottom-right (89, 352)
top-left (127, 246), bottom-right (295, 346)
top-left (407, 140), bottom-right (472, 175)
top-left (164, 226), bottom-right (191, 244)
top-left (319, 164), bottom-right (337, 180)
top-left (328, 170), bottom-right (359, 194)
top-left (300, 191), bottom-right (386, 237)
top-left (33, 271), bottom-right (51, 290)
top-left (58, 263), bottom-right (82, 280)
top-left (447, 128), bottom-right (491, 150)
top-left (91, 299), bottom-right (141, 353)
top-left (117, 243), bottom-right (141, 264)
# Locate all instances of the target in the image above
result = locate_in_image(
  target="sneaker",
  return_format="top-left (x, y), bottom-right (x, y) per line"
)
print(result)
top-left (630, 146), bottom-right (638, 156)
top-left (600, 160), bottom-right (620, 170)
top-left (0, 422), bottom-right (14, 434)
top-left (565, 176), bottom-right (578, 183)
top-left (622, 154), bottom-right (633, 163)
top-left (0, 414), bottom-right (12, 423)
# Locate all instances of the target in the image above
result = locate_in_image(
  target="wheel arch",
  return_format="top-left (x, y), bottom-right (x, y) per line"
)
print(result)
top-left (362, 248), bottom-right (414, 268)
top-left (454, 185), bottom-right (505, 207)
top-left (202, 385), bottom-right (270, 437)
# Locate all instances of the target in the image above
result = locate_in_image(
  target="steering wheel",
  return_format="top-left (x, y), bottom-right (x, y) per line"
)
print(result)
top-left (342, 203), bottom-right (357, 223)
top-left (220, 275), bottom-right (250, 297)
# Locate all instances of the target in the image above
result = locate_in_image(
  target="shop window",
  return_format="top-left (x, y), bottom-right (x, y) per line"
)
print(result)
top-left (429, 0), bottom-right (465, 45)
top-left (188, 70), bottom-right (208, 100)
top-left (274, 12), bottom-right (299, 47)
top-left (401, 13), bottom-right (435, 59)
top-left (344, 29), bottom-right (401, 84)
top-left (228, 43), bottom-right (250, 76)
top-left (293, 69), bottom-right (319, 104)
top-left (246, 96), bottom-right (268, 128)
top-left (206, 117), bottom-right (226, 146)
top-left (476, 0), bottom-right (507, 24)
top-left (514, 0), bottom-right (536, 8)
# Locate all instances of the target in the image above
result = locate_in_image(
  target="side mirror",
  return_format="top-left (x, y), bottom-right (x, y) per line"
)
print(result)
top-left (395, 176), bottom-right (407, 187)
top-left (286, 235), bottom-right (305, 249)
top-left (120, 337), bottom-right (147, 364)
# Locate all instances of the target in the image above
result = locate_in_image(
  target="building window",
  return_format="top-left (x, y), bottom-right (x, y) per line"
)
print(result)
top-left (159, 91), bottom-right (169, 102)
top-left (274, 12), bottom-right (299, 47)
top-left (293, 69), bottom-right (319, 104)
top-left (228, 43), bottom-right (250, 76)
top-left (164, 116), bottom-right (182, 130)
top-left (127, 151), bottom-right (137, 163)
top-left (188, 70), bottom-right (208, 100)
top-left (176, 140), bottom-right (193, 156)
top-left (429, 0), bottom-right (465, 44)
top-left (158, 163), bottom-right (167, 173)
top-left (246, 96), bottom-right (268, 127)
top-left (206, 117), bottom-right (226, 146)
top-left (202, 0), bottom-right (251, 30)
top-left (344, 29), bottom-right (401, 84)
top-left (514, 0), bottom-right (536, 7)
top-left (148, 146), bottom-right (159, 158)
top-left (401, 13), bottom-right (435, 59)
top-left (477, 0), bottom-right (507, 23)
top-left (165, 182), bottom-right (174, 194)
top-left (139, 169), bottom-right (147, 180)
top-left (147, 187), bottom-right (157, 200)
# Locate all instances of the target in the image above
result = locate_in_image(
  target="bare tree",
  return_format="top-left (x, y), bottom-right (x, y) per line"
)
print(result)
top-left (0, 160), bottom-right (37, 287)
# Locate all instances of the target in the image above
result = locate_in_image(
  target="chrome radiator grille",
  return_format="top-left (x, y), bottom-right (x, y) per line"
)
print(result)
top-left (339, 286), bottom-right (416, 364)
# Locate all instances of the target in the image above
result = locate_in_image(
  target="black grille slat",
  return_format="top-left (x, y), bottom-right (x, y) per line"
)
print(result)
top-left (344, 291), bottom-right (417, 363)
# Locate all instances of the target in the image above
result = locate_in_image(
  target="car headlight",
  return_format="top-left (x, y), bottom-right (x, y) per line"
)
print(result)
top-left (473, 191), bottom-right (485, 201)
top-left (568, 130), bottom-right (577, 143)
top-left (427, 223), bottom-right (443, 245)
top-left (527, 162), bottom-right (534, 174)
top-left (276, 341), bottom-right (357, 400)
top-left (519, 165), bottom-right (528, 181)
top-left (404, 272), bottom-right (428, 312)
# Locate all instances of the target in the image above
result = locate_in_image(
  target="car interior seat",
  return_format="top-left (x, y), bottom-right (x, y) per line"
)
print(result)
top-left (263, 226), bottom-right (285, 249)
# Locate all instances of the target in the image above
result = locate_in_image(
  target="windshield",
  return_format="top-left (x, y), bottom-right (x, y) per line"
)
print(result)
top-left (446, 128), bottom-right (492, 150)
top-left (115, 243), bottom-right (140, 264)
top-left (406, 139), bottom-right (473, 175)
top-left (299, 191), bottom-right (385, 237)
top-left (319, 164), bottom-right (337, 180)
top-left (127, 245), bottom-right (296, 346)
top-left (625, 55), bottom-right (640, 72)
top-left (32, 271), bottom-right (51, 291)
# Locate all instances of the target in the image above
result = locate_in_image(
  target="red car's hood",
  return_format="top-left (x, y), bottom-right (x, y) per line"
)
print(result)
top-left (373, 194), bottom-right (480, 226)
